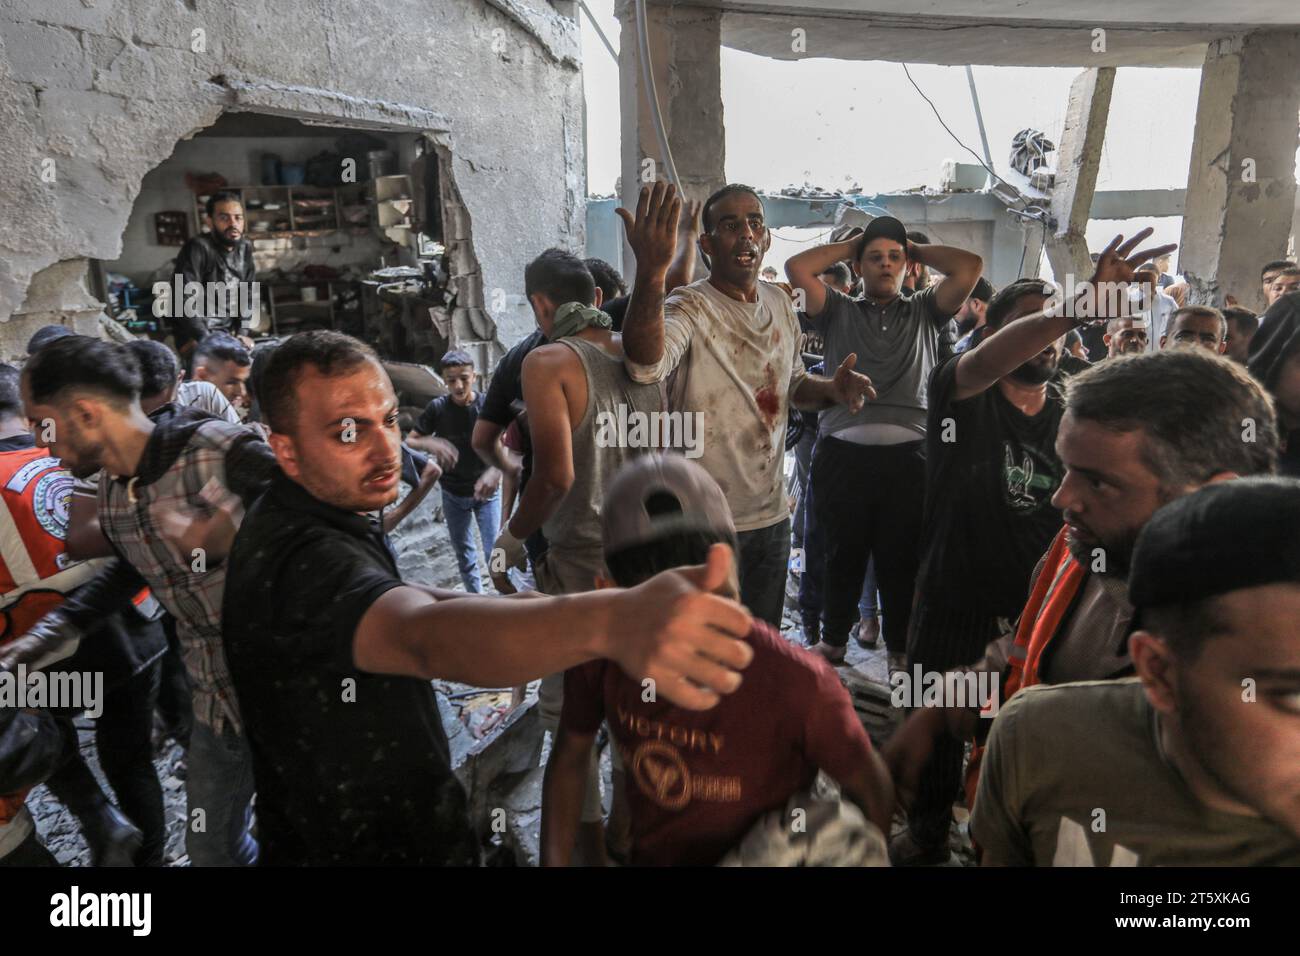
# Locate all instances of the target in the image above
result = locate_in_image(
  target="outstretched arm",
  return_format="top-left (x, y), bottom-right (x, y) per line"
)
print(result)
top-left (353, 543), bottom-right (754, 711)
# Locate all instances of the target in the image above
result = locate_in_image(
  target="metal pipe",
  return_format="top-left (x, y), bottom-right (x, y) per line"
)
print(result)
top-left (964, 65), bottom-right (995, 189)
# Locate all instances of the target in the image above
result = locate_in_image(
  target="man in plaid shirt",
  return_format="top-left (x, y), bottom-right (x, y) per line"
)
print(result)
top-left (21, 336), bottom-right (276, 866)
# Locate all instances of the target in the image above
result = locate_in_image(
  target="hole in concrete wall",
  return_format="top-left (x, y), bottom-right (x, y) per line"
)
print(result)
top-left (87, 109), bottom-right (492, 410)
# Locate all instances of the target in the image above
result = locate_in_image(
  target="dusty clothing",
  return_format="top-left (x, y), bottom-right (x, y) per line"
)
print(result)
top-left (718, 791), bottom-right (888, 867)
top-left (560, 619), bottom-right (875, 866)
top-left (624, 279), bottom-right (807, 532)
top-left (543, 336), bottom-right (664, 556)
top-left (972, 679), bottom-right (1300, 866)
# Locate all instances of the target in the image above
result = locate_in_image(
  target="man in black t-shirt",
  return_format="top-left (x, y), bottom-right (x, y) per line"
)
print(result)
top-left (894, 231), bottom-right (1177, 866)
top-left (222, 331), bottom-right (755, 865)
top-left (408, 350), bottom-right (500, 592)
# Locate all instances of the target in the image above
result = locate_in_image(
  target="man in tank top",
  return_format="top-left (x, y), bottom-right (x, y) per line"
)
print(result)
top-left (491, 247), bottom-right (670, 865)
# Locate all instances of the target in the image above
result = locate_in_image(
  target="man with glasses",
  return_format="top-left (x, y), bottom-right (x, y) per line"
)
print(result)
top-left (618, 182), bottom-right (874, 627)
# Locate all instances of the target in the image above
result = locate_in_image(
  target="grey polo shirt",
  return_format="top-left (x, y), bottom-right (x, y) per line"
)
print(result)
top-left (810, 285), bottom-right (951, 438)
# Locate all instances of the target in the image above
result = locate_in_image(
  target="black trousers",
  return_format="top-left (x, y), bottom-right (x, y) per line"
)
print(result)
top-left (737, 517), bottom-right (792, 629)
top-left (812, 436), bottom-right (924, 652)
top-left (46, 661), bottom-right (166, 866)
top-left (0, 828), bottom-right (58, 866)
top-left (156, 615), bottom-right (193, 750)
top-left (904, 598), bottom-right (1003, 850)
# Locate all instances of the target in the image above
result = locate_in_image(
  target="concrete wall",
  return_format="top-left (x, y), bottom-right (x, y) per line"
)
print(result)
top-left (0, 0), bottom-right (587, 360)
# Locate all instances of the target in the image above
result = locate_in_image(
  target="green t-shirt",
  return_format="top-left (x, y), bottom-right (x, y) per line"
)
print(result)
top-left (972, 679), bottom-right (1300, 866)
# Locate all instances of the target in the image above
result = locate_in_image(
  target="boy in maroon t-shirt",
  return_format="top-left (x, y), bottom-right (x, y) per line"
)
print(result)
top-left (541, 454), bottom-right (893, 866)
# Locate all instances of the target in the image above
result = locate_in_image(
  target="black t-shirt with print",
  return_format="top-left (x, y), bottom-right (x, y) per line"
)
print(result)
top-left (916, 355), bottom-right (1066, 616)
top-left (221, 474), bottom-right (478, 866)
top-left (414, 393), bottom-right (488, 498)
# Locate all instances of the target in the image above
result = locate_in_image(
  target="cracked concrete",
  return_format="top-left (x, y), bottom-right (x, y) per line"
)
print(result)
top-left (0, 0), bottom-right (587, 359)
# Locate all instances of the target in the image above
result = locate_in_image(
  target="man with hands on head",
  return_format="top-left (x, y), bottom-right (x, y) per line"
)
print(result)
top-left (785, 216), bottom-right (982, 670)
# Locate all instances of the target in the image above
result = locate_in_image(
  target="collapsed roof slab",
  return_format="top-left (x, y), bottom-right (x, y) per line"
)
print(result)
top-left (708, 2), bottom-right (1300, 68)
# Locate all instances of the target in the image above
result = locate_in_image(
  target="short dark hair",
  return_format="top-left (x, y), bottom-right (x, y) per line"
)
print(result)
top-left (604, 528), bottom-right (739, 589)
top-left (0, 364), bottom-right (22, 419)
top-left (819, 262), bottom-right (852, 286)
top-left (126, 339), bottom-right (180, 397)
top-left (26, 324), bottom-right (75, 356)
top-left (1275, 266), bottom-right (1300, 281)
top-left (701, 183), bottom-right (763, 233)
top-left (1261, 258), bottom-right (1295, 279)
top-left (970, 276), bottom-right (995, 303)
top-left (524, 248), bottom-right (596, 307)
top-left (23, 336), bottom-right (142, 408)
top-left (1167, 305), bottom-right (1227, 339)
top-left (1063, 349), bottom-right (1278, 490)
top-left (205, 190), bottom-right (243, 218)
top-left (1222, 307), bottom-right (1259, 337)
top-left (906, 230), bottom-right (930, 245)
top-left (195, 332), bottom-right (252, 367)
top-left (1141, 597), bottom-right (1228, 664)
top-left (584, 258), bottom-right (626, 302)
top-left (440, 349), bottom-right (475, 372)
top-left (985, 278), bottom-right (1052, 331)
top-left (259, 331), bottom-right (380, 435)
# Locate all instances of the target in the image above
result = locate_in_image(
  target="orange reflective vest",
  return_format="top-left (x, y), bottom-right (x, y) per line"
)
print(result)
top-left (0, 448), bottom-right (103, 825)
top-left (965, 526), bottom-right (1086, 810)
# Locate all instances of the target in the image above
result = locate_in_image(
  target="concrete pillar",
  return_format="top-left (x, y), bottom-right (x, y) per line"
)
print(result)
top-left (1045, 67), bottom-right (1115, 284)
top-left (617, 0), bottom-right (725, 280)
top-left (1180, 31), bottom-right (1300, 310)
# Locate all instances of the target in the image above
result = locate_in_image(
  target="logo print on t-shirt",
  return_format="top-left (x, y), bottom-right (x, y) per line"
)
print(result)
top-left (1003, 443), bottom-right (1058, 512)
top-left (632, 740), bottom-right (692, 811)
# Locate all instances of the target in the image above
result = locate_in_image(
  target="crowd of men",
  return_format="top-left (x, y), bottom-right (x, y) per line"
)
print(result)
top-left (0, 180), bottom-right (1297, 868)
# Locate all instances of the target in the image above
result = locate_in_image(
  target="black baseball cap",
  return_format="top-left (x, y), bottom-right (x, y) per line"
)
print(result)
top-left (859, 215), bottom-right (909, 250)
top-left (1128, 477), bottom-right (1300, 609)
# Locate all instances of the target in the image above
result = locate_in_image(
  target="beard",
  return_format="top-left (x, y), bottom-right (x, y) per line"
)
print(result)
top-left (59, 424), bottom-right (106, 479)
top-left (1064, 517), bottom-right (1142, 578)
top-left (1007, 353), bottom-right (1058, 386)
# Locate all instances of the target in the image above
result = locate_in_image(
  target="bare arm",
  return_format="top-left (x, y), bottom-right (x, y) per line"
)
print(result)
top-left (664, 198), bottom-right (702, 294)
top-left (404, 429), bottom-right (459, 470)
top-left (953, 307), bottom-right (1076, 401)
top-left (911, 242), bottom-right (983, 318)
top-left (382, 460), bottom-right (441, 533)
top-left (498, 448), bottom-right (521, 520)
top-left (785, 238), bottom-right (859, 320)
top-left (540, 725), bottom-right (596, 866)
top-left (616, 182), bottom-right (682, 367)
top-left (791, 354), bottom-right (876, 412)
top-left (351, 543), bottom-right (754, 711)
top-left (506, 347), bottom-right (573, 541)
top-left (836, 751), bottom-right (896, 838)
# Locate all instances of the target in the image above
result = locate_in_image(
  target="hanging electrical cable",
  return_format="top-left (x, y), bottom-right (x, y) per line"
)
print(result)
top-left (634, 0), bottom-right (681, 186)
